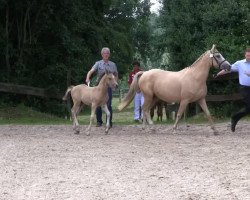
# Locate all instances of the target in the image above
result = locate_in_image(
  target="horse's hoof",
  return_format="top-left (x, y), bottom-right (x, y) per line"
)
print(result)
top-left (74, 130), bottom-right (80, 134)
top-left (86, 131), bottom-right (90, 136)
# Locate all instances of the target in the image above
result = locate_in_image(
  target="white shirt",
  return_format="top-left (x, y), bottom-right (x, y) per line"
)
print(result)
top-left (231, 59), bottom-right (250, 86)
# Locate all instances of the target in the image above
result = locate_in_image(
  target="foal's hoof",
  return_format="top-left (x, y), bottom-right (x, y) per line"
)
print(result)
top-left (213, 130), bottom-right (219, 136)
top-left (172, 127), bottom-right (178, 134)
top-left (74, 129), bottom-right (80, 134)
top-left (86, 131), bottom-right (90, 136)
top-left (105, 128), bottom-right (110, 134)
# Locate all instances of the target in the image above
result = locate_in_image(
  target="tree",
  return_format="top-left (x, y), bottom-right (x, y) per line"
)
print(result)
top-left (0, 0), bottom-right (152, 115)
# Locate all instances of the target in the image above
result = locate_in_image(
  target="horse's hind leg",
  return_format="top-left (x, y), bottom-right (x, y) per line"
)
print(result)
top-left (197, 98), bottom-right (218, 135)
top-left (142, 96), bottom-right (157, 125)
top-left (173, 100), bottom-right (189, 131)
top-left (102, 104), bottom-right (110, 134)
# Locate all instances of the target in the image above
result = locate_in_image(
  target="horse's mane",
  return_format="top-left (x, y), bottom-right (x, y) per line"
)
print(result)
top-left (186, 51), bottom-right (208, 69)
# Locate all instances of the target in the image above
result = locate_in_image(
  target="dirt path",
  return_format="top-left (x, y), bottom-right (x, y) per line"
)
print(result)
top-left (0, 122), bottom-right (249, 200)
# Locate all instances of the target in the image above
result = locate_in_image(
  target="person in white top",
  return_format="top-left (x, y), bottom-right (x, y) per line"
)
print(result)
top-left (216, 47), bottom-right (250, 132)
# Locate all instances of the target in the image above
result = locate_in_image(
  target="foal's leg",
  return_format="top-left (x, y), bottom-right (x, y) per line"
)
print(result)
top-left (86, 104), bottom-right (97, 136)
top-left (102, 104), bottom-right (111, 134)
top-left (197, 98), bottom-right (218, 135)
top-left (173, 100), bottom-right (189, 130)
top-left (71, 102), bottom-right (81, 134)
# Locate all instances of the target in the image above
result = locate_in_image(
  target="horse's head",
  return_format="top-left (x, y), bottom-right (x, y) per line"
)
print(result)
top-left (105, 70), bottom-right (118, 89)
top-left (209, 44), bottom-right (231, 71)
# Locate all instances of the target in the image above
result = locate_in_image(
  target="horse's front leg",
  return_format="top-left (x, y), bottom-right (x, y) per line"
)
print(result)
top-left (197, 98), bottom-right (218, 135)
top-left (173, 100), bottom-right (189, 132)
top-left (102, 104), bottom-right (110, 134)
top-left (86, 104), bottom-right (97, 136)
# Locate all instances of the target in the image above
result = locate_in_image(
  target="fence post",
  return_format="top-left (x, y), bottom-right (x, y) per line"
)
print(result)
top-left (195, 103), bottom-right (201, 115)
top-left (119, 88), bottom-right (122, 102)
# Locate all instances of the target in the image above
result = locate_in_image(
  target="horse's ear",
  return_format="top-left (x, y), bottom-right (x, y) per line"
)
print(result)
top-left (211, 44), bottom-right (216, 52)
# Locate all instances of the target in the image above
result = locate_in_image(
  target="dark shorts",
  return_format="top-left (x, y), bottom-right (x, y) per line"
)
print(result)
top-left (240, 85), bottom-right (250, 107)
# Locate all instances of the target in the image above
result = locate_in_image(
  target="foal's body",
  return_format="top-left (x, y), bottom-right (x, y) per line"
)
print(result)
top-left (118, 45), bottom-right (231, 135)
top-left (63, 73), bottom-right (118, 135)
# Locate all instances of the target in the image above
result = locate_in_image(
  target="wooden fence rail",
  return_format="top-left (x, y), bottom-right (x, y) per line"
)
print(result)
top-left (0, 82), bottom-right (63, 99)
top-left (0, 73), bottom-right (242, 103)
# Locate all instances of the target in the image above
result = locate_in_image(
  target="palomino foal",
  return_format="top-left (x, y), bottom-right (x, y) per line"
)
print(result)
top-left (63, 72), bottom-right (118, 135)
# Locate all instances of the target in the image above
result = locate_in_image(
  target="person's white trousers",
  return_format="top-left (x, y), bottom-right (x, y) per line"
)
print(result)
top-left (134, 92), bottom-right (144, 120)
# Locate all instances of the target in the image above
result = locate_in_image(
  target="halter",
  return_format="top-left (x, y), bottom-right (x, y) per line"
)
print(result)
top-left (209, 51), bottom-right (227, 69)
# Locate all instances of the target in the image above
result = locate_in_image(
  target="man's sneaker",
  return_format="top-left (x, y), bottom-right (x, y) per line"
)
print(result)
top-left (96, 123), bottom-right (102, 127)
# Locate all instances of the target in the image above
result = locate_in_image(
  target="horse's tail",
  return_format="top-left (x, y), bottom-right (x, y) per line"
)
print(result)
top-left (118, 71), bottom-right (144, 111)
top-left (62, 86), bottom-right (74, 101)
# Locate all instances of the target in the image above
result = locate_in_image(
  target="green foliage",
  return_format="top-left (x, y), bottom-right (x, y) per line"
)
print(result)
top-left (209, 101), bottom-right (242, 118)
top-left (156, 0), bottom-right (250, 70)
top-left (0, 103), bottom-right (68, 124)
top-left (0, 0), bottom-right (151, 115)
top-left (148, 0), bottom-right (250, 117)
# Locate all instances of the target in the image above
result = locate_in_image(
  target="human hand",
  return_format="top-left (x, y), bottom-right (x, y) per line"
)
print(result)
top-left (212, 74), bottom-right (218, 79)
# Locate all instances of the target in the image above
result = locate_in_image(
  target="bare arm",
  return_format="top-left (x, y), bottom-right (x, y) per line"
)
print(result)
top-left (216, 69), bottom-right (231, 77)
top-left (85, 68), bottom-right (96, 83)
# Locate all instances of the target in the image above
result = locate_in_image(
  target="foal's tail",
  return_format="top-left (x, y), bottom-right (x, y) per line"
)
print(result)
top-left (118, 71), bottom-right (144, 111)
top-left (62, 86), bottom-right (74, 101)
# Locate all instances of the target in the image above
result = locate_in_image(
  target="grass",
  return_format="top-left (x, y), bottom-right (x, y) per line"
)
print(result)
top-left (0, 103), bottom-right (70, 125)
top-left (1, 98), bottom-right (244, 125)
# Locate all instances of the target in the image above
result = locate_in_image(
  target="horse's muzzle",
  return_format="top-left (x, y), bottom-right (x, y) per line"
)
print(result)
top-left (112, 83), bottom-right (118, 90)
top-left (220, 61), bottom-right (231, 71)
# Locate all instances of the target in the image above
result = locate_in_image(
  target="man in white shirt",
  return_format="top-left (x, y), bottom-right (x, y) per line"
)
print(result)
top-left (216, 47), bottom-right (250, 132)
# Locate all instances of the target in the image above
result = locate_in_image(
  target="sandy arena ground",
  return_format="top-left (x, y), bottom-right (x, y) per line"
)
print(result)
top-left (0, 122), bottom-right (249, 200)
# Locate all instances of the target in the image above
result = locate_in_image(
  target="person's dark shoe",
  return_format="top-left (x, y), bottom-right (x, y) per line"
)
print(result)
top-left (231, 118), bottom-right (237, 132)
top-left (96, 123), bottom-right (102, 127)
top-left (134, 119), bottom-right (140, 123)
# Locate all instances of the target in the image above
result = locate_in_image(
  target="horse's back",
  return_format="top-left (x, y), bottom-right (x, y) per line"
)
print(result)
top-left (139, 69), bottom-right (185, 102)
top-left (140, 69), bottom-right (181, 82)
top-left (71, 84), bottom-right (92, 105)
top-left (71, 84), bottom-right (108, 106)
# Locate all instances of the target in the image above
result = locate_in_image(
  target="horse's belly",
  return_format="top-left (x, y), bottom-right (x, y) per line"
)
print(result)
top-left (154, 83), bottom-right (182, 103)
top-left (156, 91), bottom-right (181, 103)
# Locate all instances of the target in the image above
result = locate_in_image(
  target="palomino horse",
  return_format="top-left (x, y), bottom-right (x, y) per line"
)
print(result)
top-left (118, 45), bottom-right (231, 135)
top-left (63, 72), bottom-right (118, 135)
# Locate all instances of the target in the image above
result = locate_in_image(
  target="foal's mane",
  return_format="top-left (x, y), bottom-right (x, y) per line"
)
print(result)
top-left (96, 73), bottom-right (107, 84)
top-left (97, 72), bottom-right (114, 85)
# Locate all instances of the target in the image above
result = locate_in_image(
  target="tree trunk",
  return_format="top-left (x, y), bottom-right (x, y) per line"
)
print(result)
top-left (66, 68), bottom-right (72, 119)
top-left (5, 3), bottom-right (10, 81)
